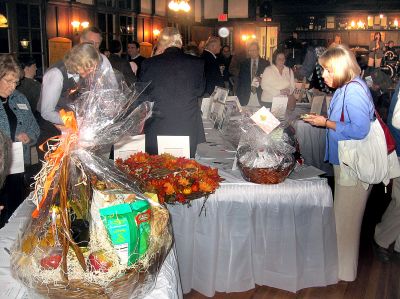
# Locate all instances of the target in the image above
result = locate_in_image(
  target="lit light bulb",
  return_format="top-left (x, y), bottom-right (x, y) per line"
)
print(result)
top-left (394, 19), bottom-right (399, 28)
top-left (241, 35), bottom-right (248, 41)
top-left (81, 21), bottom-right (89, 29)
top-left (71, 20), bottom-right (80, 29)
top-left (357, 20), bottom-right (364, 29)
top-left (350, 20), bottom-right (356, 28)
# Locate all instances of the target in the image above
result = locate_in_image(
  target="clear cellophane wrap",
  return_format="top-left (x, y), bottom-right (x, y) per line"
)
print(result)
top-left (10, 66), bottom-right (173, 298)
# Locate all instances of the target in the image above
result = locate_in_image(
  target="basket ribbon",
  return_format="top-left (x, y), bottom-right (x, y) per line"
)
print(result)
top-left (32, 109), bottom-right (78, 218)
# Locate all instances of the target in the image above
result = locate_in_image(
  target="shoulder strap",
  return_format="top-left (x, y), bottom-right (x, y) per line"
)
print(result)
top-left (340, 79), bottom-right (374, 122)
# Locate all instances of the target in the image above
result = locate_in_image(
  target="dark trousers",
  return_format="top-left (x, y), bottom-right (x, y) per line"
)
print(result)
top-left (0, 173), bottom-right (25, 228)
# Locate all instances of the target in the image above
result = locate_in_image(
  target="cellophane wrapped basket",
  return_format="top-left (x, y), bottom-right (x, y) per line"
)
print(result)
top-left (10, 66), bottom-right (173, 298)
top-left (235, 119), bottom-right (297, 184)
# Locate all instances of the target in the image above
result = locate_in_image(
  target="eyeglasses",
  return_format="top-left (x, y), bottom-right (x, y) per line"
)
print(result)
top-left (1, 78), bottom-right (19, 86)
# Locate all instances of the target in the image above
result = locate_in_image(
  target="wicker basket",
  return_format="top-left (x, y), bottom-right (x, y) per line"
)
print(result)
top-left (238, 160), bottom-right (295, 184)
top-left (13, 206), bottom-right (172, 299)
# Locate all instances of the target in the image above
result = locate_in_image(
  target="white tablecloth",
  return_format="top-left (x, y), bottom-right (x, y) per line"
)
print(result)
top-left (0, 200), bottom-right (183, 299)
top-left (168, 120), bottom-right (338, 296)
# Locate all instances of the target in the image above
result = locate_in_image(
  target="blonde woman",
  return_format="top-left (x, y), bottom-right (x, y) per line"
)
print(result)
top-left (37, 43), bottom-right (100, 159)
top-left (303, 45), bottom-right (375, 281)
top-left (260, 49), bottom-right (295, 106)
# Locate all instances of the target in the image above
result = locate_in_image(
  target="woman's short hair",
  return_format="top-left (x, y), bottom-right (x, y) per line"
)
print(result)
top-left (157, 27), bottom-right (183, 50)
top-left (271, 49), bottom-right (285, 65)
top-left (64, 43), bottom-right (100, 74)
top-left (318, 44), bottom-right (361, 88)
top-left (0, 54), bottom-right (24, 80)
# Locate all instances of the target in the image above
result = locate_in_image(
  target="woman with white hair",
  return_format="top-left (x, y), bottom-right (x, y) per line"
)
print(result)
top-left (139, 27), bottom-right (205, 158)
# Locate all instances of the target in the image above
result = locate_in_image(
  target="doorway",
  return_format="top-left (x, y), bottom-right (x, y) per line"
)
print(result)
top-left (256, 25), bottom-right (278, 61)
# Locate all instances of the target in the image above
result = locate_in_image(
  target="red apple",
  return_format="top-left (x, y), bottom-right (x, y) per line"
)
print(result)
top-left (88, 250), bottom-right (113, 272)
top-left (40, 254), bottom-right (62, 270)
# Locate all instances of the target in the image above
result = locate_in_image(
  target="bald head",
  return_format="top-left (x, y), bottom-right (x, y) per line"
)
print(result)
top-left (205, 36), bottom-right (221, 55)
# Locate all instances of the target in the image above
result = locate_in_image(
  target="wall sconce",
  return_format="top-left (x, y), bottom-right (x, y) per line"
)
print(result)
top-left (241, 34), bottom-right (249, 41)
top-left (127, 25), bottom-right (133, 34)
top-left (153, 29), bottom-right (160, 37)
top-left (350, 20), bottom-right (356, 28)
top-left (394, 19), bottom-right (399, 29)
top-left (20, 38), bottom-right (30, 49)
top-left (0, 13), bottom-right (7, 28)
top-left (71, 20), bottom-right (90, 35)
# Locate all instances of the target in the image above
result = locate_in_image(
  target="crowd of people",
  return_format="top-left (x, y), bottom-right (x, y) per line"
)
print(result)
top-left (0, 26), bottom-right (399, 286)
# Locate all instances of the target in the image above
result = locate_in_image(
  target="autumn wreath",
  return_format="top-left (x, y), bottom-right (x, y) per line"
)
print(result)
top-left (116, 152), bottom-right (223, 205)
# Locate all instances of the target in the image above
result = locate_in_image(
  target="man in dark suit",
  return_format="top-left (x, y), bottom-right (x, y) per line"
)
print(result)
top-left (127, 40), bottom-right (145, 76)
top-left (108, 40), bottom-right (136, 86)
top-left (201, 36), bottom-right (224, 95)
top-left (139, 27), bottom-right (205, 158)
top-left (236, 42), bottom-right (270, 106)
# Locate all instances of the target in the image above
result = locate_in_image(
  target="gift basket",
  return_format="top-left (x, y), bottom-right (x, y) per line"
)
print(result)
top-left (234, 117), bottom-right (297, 184)
top-left (10, 66), bottom-right (173, 298)
top-left (116, 152), bottom-right (223, 205)
top-left (237, 124), bottom-right (296, 184)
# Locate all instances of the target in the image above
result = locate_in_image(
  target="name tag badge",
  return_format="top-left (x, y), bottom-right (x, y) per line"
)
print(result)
top-left (17, 103), bottom-right (29, 110)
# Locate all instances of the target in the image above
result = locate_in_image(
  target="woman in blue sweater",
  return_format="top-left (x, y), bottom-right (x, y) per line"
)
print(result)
top-left (0, 54), bottom-right (39, 226)
top-left (304, 45), bottom-right (375, 281)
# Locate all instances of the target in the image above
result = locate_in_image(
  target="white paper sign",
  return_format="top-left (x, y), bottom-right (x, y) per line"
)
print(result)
top-left (114, 135), bottom-right (145, 161)
top-left (271, 96), bottom-right (288, 119)
top-left (250, 106), bottom-right (280, 134)
top-left (9, 142), bottom-right (24, 174)
top-left (311, 95), bottom-right (325, 115)
top-left (201, 97), bottom-right (211, 119)
top-left (16, 104), bottom-right (28, 110)
top-left (157, 136), bottom-right (190, 158)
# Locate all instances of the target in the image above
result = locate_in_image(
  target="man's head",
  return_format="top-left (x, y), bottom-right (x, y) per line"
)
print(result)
top-left (221, 45), bottom-right (231, 58)
top-left (18, 56), bottom-right (37, 79)
top-left (205, 36), bottom-right (221, 55)
top-left (248, 42), bottom-right (260, 60)
top-left (127, 40), bottom-right (140, 58)
top-left (156, 27), bottom-right (182, 53)
top-left (388, 40), bottom-right (395, 48)
top-left (292, 32), bottom-right (298, 39)
top-left (110, 40), bottom-right (122, 55)
top-left (80, 27), bottom-right (102, 50)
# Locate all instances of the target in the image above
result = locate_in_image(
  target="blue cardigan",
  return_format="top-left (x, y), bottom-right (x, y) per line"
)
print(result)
top-left (325, 77), bottom-right (375, 165)
top-left (0, 90), bottom-right (40, 165)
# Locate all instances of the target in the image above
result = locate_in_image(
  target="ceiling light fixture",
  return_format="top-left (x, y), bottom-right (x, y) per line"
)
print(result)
top-left (168, 0), bottom-right (191, 12)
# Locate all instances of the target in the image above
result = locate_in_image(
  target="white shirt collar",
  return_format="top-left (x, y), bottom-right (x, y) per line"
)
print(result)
top-left (204, 49), bottom-right (217, 59)
top-left (67, 72), bottom-right (80, 82)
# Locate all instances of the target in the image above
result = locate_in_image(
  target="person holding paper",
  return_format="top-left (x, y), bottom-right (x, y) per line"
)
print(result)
top-left (139, 27), bottom-right (205, 158)
top-left (260, 49), bottom-right (295, 107)
top-left (303, 45), bottom-right (375, 281)
top-left (0, 54), bottom-right (40, 226)
top-left (201, 36), bottom-right (224, 96)
top-left (236, 42), bottom-right (270, 107)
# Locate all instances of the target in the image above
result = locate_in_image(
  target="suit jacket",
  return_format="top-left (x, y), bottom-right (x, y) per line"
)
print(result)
top-left (236, 57), bottom-right (270, 106)
top-left (139, 47), bottom-right (205, 158)
top-left (108, 54), bottom-right (136, 86)
top-left (201, 50), bottom-right (224, 95)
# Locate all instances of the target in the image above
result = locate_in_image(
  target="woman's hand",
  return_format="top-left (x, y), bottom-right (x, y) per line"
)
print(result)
top-left (303, 114), bottom-right (328, 127)
top-left (16, 132), bottom-right (31, 144)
